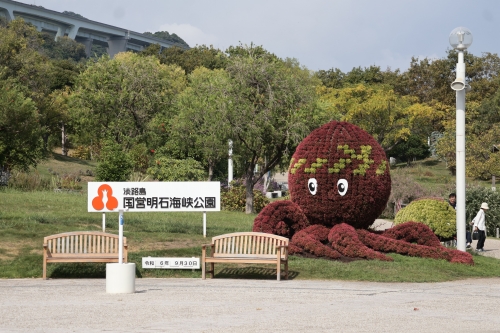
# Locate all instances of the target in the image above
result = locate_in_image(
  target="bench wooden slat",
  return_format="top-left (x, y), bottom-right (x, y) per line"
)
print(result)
top-left (201, 232), bottom-right (288, 281)
top-left (43, 231), bottom-right (127, 280)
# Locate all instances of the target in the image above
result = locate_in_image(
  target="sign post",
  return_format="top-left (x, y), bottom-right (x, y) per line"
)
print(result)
top-left (203, 211), bottom-right (207, 237)
top-left (118, 209), bottom-right (124, 264)
top-left (88, 181), bottom-right (220, 293)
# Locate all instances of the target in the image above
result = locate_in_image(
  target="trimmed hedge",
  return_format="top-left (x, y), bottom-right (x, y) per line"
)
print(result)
top-left (394, 198), bottom-right (456, 239)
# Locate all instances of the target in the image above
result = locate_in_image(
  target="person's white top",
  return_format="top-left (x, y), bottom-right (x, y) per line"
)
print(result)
top-left (473, 209), bottom-right (486, 231)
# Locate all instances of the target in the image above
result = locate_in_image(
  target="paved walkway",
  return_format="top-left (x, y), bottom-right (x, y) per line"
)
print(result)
top-left (1, 277), bottom-right (500, 332)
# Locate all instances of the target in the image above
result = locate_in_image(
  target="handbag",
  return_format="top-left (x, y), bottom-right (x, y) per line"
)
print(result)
top-left (472, 230), bottom-right (479, 240)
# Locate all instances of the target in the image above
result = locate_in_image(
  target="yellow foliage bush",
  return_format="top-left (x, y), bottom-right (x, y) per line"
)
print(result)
top-left (394, 198), bottom-right (456, 239)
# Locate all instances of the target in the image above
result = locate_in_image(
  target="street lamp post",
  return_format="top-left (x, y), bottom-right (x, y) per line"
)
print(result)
top-left (449, 27), bottom-right (473, 252)
top-left (228, 139), bottom-right (233, 187)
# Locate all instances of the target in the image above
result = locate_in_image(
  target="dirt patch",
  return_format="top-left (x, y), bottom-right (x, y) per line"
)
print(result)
top-left (0, 240), bottom-right (39, 260)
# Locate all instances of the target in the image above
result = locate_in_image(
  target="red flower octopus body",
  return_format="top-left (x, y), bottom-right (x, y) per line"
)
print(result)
top-left (253, 121), bottom-right (473, 264)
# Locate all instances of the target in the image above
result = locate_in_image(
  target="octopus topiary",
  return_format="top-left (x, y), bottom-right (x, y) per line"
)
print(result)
top-left (394, 198), bottom-right (456, 240)
top-left (253, 121), bottom-right (473, 264)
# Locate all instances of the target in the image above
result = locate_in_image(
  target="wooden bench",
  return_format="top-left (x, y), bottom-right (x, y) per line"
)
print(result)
top-left (43, 231), bottom-right (127, 280)
top-left (201, 232), bottom-right (289, 281)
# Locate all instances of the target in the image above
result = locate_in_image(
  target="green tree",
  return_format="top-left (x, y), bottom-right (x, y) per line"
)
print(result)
top-left (465, 124), bottom-right (500, 180)
top-left (41, 35), bottom-right (87, 61)
top-left (69, 52), bottom-right (186, 151)
top-left (317, 84), bottom-right (441, 152)
top-left (224, 45), bottom-right (319, 213)
top-left (172, 67), bottom-right (232, 180)
top-left (0, 19), bottom-right (80, 153)
top-left (147, 157), bottom-right (205, 181)
top-left (316, 68), bottom-right (345, 89)
top-left (0, 81), bottom-right (44, 171)
top-left (390, 135), bottom-right (431, 165)
top-left (142, 45), bottom-right (227, 75)
top-left (95, 140), bottom-right (133, 181)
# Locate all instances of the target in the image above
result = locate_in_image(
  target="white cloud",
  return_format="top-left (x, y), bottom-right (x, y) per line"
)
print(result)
top-left (159, 23), bottom-right (217, 47)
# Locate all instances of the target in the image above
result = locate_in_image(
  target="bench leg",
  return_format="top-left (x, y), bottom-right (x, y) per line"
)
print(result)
top-left (202, 260), bottom-right (206, 279)
top-left (43, 260), bottom-right (47, 280)
top-left (277, 261), bottom-right (281, 281)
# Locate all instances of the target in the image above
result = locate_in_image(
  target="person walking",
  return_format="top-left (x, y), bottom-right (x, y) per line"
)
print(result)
top-left (472, 202), bottom-right (489, 252)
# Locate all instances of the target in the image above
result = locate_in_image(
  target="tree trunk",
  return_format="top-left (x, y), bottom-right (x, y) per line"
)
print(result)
top-left (208, 162), bottom-right (213, 181)
top-left (42, 133), bottom-right (50, 153)
top-left (245, 171), bottom-right (255, 214)
top-left (61, 122), bottom-right (68, 156)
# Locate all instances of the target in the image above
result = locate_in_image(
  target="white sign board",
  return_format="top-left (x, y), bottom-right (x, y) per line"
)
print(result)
top-left (88, 182), bottom-right (220, 212)
top-left (142, 257), bottom-right (200, 269)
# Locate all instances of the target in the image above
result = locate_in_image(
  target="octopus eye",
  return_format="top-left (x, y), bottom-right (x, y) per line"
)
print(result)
top-left (308, 178), bottom-right (318, 195)
top-left (337, 179), bottom-right (348, 196)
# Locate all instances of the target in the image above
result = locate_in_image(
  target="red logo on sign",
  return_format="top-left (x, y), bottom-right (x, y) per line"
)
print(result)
top-left (92, 184), bottom-right (119, 211)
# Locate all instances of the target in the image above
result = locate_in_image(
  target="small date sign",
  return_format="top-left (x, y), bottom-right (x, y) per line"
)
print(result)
top-left (142, 257), bottom-right (200, 269)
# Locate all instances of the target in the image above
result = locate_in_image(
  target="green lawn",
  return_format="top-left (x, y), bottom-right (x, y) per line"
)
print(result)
top-left (1, 188), bottom-right (500, 282)
top-left (1, 155), bottom-right (499, 281)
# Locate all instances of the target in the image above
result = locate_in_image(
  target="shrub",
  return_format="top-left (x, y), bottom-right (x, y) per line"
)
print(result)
top-left (70, 145), bottom-right (91, 160)
top-left (52, 173), bottom-right (82, 190)
top-left (394, 198), bottom-right (456, 239)
top-left (465, 184), bottom-right (500, 236)
top-left (147, 157), bottom-right (205, 181)
top-left (221, 185), bottom-right (269, 213)
top-left (7, 170), bottom-right (52, 191)
top-left (128, 143), bottom-right (152, 173)
top-left (95, 142), bottom-right (133, 182)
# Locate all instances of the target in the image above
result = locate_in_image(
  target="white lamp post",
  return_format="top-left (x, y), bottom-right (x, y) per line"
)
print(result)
top-left (449, 27), bottom-right (473, 252)
top-left (228, 139), bottom-right (233, 187)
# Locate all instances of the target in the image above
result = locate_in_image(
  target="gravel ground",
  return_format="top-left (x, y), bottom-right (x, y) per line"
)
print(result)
top-left (1, 277), bottom-right (500, 332)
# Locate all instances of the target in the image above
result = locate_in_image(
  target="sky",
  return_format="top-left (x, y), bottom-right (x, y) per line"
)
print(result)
top-left (15, 0), bottom-right (500, 73)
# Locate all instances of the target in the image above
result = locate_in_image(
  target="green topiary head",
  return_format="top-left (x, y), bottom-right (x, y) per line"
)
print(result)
top-left (394, 198), bottom-right (456, 239)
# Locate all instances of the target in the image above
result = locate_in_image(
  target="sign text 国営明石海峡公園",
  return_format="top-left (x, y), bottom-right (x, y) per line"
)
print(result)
top-left (88, 182), bottom-right (220, 212)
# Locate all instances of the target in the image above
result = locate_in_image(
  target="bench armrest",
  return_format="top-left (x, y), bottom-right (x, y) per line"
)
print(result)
top-left (276, 245), bottom-right (289, 259)
top-left (202, 244), bottom-right (214, 257)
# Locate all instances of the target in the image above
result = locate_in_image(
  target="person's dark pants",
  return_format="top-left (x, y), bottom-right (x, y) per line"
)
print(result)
top-left (477, 230), bottom-right (486, 250)
top-left (466, 230), bottom-right (472, 244)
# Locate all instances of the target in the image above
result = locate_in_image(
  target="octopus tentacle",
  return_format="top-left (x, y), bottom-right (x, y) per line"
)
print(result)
top-left (253, 200), bottom-right (309, 238)
top-left (328, 223), bottom-right (392, 261)
top-left (291, 225), bottom-right (341, 259)
top-left (381, 221), bottom-right (442, 247)
top-left (357, 229), bottom-right (474, 265)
